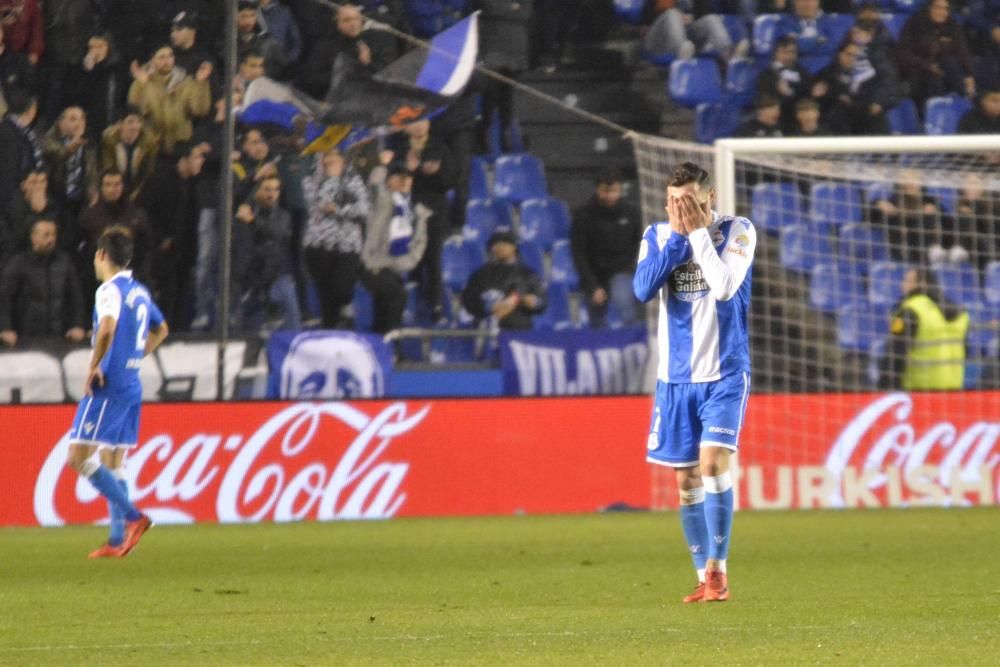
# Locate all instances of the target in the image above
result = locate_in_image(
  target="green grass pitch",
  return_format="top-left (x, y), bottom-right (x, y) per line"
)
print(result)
top-left (2, 508), bottom-right (998, 666)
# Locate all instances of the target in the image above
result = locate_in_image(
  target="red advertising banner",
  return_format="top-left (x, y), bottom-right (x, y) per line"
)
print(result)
top-left (1, 391), bottom-right (997, 527)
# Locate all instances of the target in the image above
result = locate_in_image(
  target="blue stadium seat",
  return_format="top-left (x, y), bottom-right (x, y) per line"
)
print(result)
top-left (405, 0), bottom-right (444, 37)
top-left (780, 223), bottom-right (834, 273)
top-left (752, 14), bottom-right (782, 55)
top-left (926, 186), bottom-right (957, 214)
top-left (352, 283), bottom-right (374, 332)
top-left (887, 98), bottom-right (920, 135)
top-left (882, 13), bottom-right (908, 41)
top-left (891, 0), bottom-right (922, 12)
top-left (668, 58), bottom-right (723, 108)
top-left (810, 182), bottom-right (863, 230)
top-left (838, 224), bottom-right (890, 272)
top-left (809, 262), bottom-right (866, 313)
top-left (543, 197), bottom-right (572, 240)
top-left (519, 199), bottom-right (558, 250)
top-left (521, 198), bottom-right (571, 246)
top-left (534, 284), bottom-right (574, 330)
top-left (721, 14), bottom-right (749, 44)
top-left (751, 182), bottom-right (802, 235)
top-left (613, 0), bottom-right (645, 24)
top-left (442, 237), bottom-right (472, 291)
top-left (984, 261), bottom-right (1000, 306)
top-left (837, 304), bottom-right (890, 352)
top-left (824, 14), bottom-right (855, 52)
top-left (799, 54), bottom-right (831, 75)
top-left (493, 154), bottom-right (548, 203)
top-left (549, 239), bottom-right (579, 290)
top-left (934, 262), bottom-right (980, 307)
top-left (518, 240), bottom-right (545, 279)
top-left (462, 237), bottom-right (487, 269)
top-left (469, 156), bottom-right (490, 199)
top-left (487, 114), bottom-right (525, 158)
top-left (924, 96), bottom-right (974, 135)
top-left (695, 102), bottom-right (743, 144)
top-left (868, 261), bottom-right (910, 307)
top-left (725, 58), bottom-right (760, 108)
top-left (463, 198), bottom-right (513, 243)
top-left (967, 302), bottom-right (999, 357)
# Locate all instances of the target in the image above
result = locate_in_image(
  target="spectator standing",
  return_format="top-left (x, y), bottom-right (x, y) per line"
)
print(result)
top-left (39, 0), bottom-right (98, 125)
top-left (78, 170), bottom-right (152, 295)
top-left (100, 108), bottom-right (161, 203)
top-left (880, 267), bottom-right (968, 391)
top-left (43, 106), bottom-right (99, 225)
top-left (570, 171), bottom-right (643, 328)
top-left (431, 90), bottom-right (477, 230)
top-left (232, 128), bottom-right (279, 204)
top-left (0, 23), bottom-right (36, 113)
top-left (259, 0), bottom-right (302, 69)
top-left (232, 175), bottom-right (301, 332)
top-left (897, 0), bottom-right (976, 105)
top-left (236, 0), bottom-right (288, 79)
top-left (0, 89), bottom-right (42, 212)
top-left (0, 218), bottom-right (86, 346)
top-left (302, 147), bottom-right (370, 329)
top-left (471, 0), bottom-right (533, 153)
top-left (461, 229), bottom-right (546, 331)
top-left (3, 170), bottom-right (65, 258)
top-left (939, 173), bottom-right (1000, 273)
top-left (69, 34), bottom-right (126, 141)
top-left (360, 164), bottom-right (429, 334)
top-left (140, 142), bottom-right (206, 329)
top-left (388, 120), bottom-right (457, 320)
top-left (170, 12), bottom-right (217, 82)
top-left (127, 45), bottom-right (212, 154)
top-left (0, 0), bottom-right (43, 65)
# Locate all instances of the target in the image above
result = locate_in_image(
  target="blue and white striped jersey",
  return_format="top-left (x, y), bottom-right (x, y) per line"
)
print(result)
top-left (633, 212), bottom-right (756, 383)
top-left (92, 271), bottom-right (164, 401)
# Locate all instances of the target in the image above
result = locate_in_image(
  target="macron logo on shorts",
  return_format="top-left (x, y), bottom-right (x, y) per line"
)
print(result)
top-left (708, 426), bottom-right (736, 436)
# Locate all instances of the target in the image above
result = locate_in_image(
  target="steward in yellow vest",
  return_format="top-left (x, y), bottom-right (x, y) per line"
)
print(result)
top-left (880, 268), bottom-right (969, 391)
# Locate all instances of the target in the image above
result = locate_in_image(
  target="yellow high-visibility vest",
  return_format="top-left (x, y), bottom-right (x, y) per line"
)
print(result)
top-left (899, 294), bottom-right (969, 391)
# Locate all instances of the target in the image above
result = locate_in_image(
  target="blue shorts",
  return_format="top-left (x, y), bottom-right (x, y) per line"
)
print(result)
top-left (646, 372), bottom-right (750, 468)
top-left (68, 393), bottom-right (142, 449)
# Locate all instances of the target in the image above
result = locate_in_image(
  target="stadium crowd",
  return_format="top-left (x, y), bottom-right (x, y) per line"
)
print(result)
top-left (0, 0), bottom-right (997, 365)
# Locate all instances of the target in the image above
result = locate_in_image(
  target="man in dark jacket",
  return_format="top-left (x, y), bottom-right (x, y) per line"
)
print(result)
top-left (462, 229), bottom-right (546, 331)
top-left (811, 40), bottom-right (892, 135)
top-left (0, 23), bottom-right (37, 110)
top-left (958, 88), bottom-right (1000, 134)
top-left (232, 174), bottom-right (300, 332)
top-left (0, 90), bottom-right (43, 212)
top-left (570, 171), bottom-right (643, 328)
top-left (756, 35), bottom-right (812, 130)
top-left (0, 217), bottom-right (86, 346)
top-left (140, 141), bottom-right (205, 329)
top-left (734, 94), bottom-right (783, 138)
top-left (236, 0), bottom-right (288, 79)
top-left (897, 0), bottom-right (976, 104)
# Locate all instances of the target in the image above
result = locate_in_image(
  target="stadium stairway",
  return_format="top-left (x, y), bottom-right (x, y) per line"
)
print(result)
top-left (515, 39), bottom-right (667, 210)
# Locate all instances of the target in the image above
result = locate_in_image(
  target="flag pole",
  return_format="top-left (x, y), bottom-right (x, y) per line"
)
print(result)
top-left (217, 0), bottom-right (238, 401)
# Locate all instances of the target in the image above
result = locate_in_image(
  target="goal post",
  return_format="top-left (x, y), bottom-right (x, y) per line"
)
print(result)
top-left (631, 132), bottom-right (1000, 511)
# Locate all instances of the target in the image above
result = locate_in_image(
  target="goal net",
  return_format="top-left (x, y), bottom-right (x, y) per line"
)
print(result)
top-left (632, 133), bottom-right (1000, 511)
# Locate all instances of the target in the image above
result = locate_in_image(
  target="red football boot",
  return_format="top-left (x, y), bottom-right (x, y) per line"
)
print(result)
top-left (117, 515), bottom-right (153, 556)
top-left (703, 569), bottom-right (729, 602)
top-left (88, 543), bottom-right (120, 559)
top-left (682, 581), bottom-right (706, 603)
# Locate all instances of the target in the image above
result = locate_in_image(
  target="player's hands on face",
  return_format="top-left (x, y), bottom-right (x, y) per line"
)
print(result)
top-left (85, 366), bottom-right (105, 396)
top-left (0, 330), bottom-right (17, 347)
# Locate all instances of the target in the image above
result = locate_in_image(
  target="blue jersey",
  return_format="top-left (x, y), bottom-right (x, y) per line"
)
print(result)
top-left (92, 271), bottom-right (164, 401)
top-left (633, 213), bottom-right (756, 383)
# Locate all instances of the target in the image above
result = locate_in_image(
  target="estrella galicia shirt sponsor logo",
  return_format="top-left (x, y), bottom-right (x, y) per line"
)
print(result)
top-left (669, 260), bottom-right (710, 302)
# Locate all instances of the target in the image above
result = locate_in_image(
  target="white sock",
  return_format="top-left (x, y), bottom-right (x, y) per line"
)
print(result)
top-left (703, 471), bottom-right (733, 494)
top-left (80, 458), bottom-right (100, 477)
top-left (697, 568), bottom-right (706, 583)
top-left (714, 560), bottom-right (727, 574)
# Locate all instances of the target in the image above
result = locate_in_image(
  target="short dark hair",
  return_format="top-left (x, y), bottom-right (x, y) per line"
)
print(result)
top-left (240, 49), bottom-right (265, 64)
top-left (756, 93), bottom-right (781, 110)
top-left (776, 35), bottom-right (797, 50)
top-left (667, 162), bottom-right (711, 190)
top-left (795, 97), bottom-right (820, 112)
top-left (97, 226), bottom-right (134, 268)
top-left (6, 88), bottom-right (36, 115)
top-left (595, 168), bottom-right (624, 187)
top-left (100, 168), bottom-right (124, 182)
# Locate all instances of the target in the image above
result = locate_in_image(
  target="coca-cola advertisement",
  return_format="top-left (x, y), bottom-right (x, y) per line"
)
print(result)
top-left (2, 392), bottom-right (998, 527)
